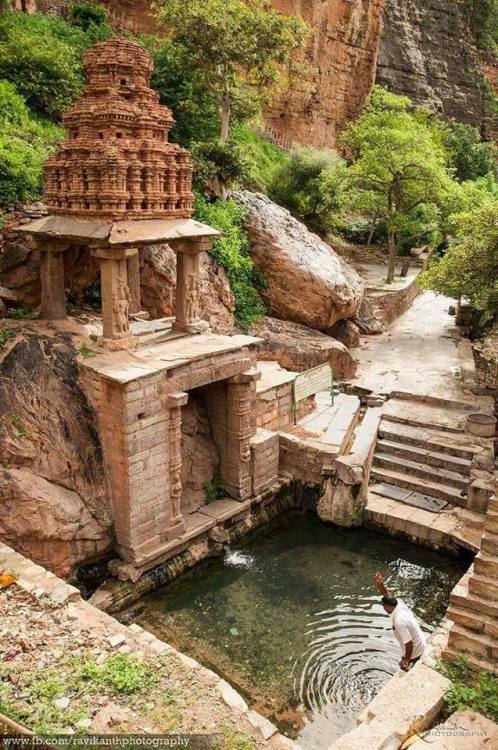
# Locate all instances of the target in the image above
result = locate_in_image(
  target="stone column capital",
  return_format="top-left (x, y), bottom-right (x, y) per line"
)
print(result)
top-left (166, 391), bottom-right (189, 409)
top-left (90, 245), bottom-right (139, 261)
top-left (171, 237), bottom-right (212, 254)
top-left (228, 368), bottom-right (261, 385)
top-left (32, 240), bottom-right (70, 254)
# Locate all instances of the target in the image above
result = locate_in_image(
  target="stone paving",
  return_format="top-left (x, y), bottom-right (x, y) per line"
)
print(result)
top-left (354, 292), bottom-right (476, 401)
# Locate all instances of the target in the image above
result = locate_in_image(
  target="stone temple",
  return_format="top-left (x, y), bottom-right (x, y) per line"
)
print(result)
top-left (43, 39), bottom-right (193, 221)
top-left (18, 37), bottom-right (288, 580)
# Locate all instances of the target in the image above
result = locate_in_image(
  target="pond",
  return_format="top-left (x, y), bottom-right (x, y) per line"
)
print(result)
top-left (129, 512), bottom-right (467, 749)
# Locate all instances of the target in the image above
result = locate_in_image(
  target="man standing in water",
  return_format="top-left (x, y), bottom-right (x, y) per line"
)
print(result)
top-left (374, 572), bottom-right (427, 671)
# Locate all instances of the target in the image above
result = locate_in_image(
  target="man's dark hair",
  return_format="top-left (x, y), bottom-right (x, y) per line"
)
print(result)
top-left (381, 595), bottom-right (398, 608)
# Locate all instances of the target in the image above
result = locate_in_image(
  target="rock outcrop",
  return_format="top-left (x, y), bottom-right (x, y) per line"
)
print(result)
top-left (236, 191), bottom-right (364, 330)
top-left (0, 329), bottom-right (112, 575)
top-left (250, 317), bottom-right (357, 380)
top-left (377, 0), bottom-right (498, 138)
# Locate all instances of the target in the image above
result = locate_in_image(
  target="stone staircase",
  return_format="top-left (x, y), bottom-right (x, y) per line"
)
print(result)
top-left (445, 495), bottom-right (498, 674)
top-left (370, 400), bottom-right (486, 512)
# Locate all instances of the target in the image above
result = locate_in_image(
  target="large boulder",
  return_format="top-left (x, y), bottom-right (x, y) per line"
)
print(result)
top-left (250, 317), bottom-right (357, 380)
top-left (0, 329), bottom-right (112, 576)
top-left (236, 191), bottom-right (364, 329)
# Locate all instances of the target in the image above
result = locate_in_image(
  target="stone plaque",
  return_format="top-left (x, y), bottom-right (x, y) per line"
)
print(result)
top-left (293, 363), bottom-right (333, 418)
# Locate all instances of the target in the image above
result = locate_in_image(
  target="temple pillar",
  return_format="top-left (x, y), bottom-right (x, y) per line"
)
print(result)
top-left (173, 239), bottom-right (211, 334)
top-left (39, 246), bottom-right (67, 320)
top-left (91, 246), bottom-right (137, 350)
top-left (126, 249), bottom-right (142, 315)
top-left (225, 369), bottom-right (261, 500)
top-left (165, 392), bottom-right (188, 538)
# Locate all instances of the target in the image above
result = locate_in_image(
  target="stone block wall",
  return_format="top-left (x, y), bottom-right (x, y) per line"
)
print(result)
top-left (255, 381), bottom-right (314, 431)
top-left (250, 428), bottom-right (279, 496)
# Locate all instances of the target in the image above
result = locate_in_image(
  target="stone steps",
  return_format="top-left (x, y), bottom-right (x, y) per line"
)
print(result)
top-left (381, 397), bottom-right (468, 433)
top-left (373, 453), bottom-right (468, 490)
top-left (375, 438), bottom-right (472, 475)
top-left (447, 623), bottom-right (497, 663)
top-left (298, 392), bottom-right (361, 453)
top-left (378, 421), bottom-right (480, 460)
top-left (370, 467), bottom-right (465, 505)
top-left (473, 551), bottom-right (498, 580)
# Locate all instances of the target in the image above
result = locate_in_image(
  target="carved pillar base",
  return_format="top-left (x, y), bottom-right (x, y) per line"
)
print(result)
top-left (164, 391), bottom-right (188, 540)
top-left (225, 369), bottom-right (261, 500)
top-left (39, 246), bottom-right (67, 320)
top-left (92, 246), bottom-right (138, 350)
top-left (172, 240), bottom-right (210, 334)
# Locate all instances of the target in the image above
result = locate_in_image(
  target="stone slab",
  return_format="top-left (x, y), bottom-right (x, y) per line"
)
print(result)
top-left (17, 215), bottom-right (220, 246)
top-left (81, 333), bottom-right (261, 384)
top-left (371, 482), bottom-right (412, 501)
top-left (198, 498), bottom-right (252, 523)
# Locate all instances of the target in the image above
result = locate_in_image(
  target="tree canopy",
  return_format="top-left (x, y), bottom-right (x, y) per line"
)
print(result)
top-left (419, 201), bottom-right (498, 326)
top-left (338, 87), bottom-right (459, 282)
top-left (155, 0), bottom-right (309, 143)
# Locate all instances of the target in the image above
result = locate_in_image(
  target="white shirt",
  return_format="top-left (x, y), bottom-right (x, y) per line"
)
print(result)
top-left (390, 601), bottom-right (427, 659)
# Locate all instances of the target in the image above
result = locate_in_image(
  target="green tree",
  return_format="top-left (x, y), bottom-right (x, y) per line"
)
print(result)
top-left (270, 146), bottom-right (344, 232)
top-left (155, 0), bottom-right (309, 144)
top-left (441, 120), bottom-right (497, 182)
top-left (419, 201), bottom-right (498, 327)
top-left (0, 81), bottom-right (63, 206)
top-left (340, 87), bottom-right (457, 283)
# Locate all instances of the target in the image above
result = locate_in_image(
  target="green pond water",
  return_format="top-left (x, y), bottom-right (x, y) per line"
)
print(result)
top-left (130, 512), bottom-right (467, 749)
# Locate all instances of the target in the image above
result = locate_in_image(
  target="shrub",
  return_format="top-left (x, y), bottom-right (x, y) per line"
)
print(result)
top-left (270, 145), bottom-right (344, 231)
top-left (0, 82), bottom-right (63, 206)
top-left (70, 1), bottom-right (110, 32)
top-left (231, 124), bottom-right (287, 192)
top-left (443, 657), bottom-right (498, 721)
top-left (194, 194), bottom-right (265, 329)
top-left (191, 140), bottom-right (251, 197)
top-left (0, 11), bottom-right (111, 120)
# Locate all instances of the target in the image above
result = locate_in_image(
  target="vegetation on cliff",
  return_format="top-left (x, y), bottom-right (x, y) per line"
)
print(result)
top-left (156, 0), bottom-right (309, 145)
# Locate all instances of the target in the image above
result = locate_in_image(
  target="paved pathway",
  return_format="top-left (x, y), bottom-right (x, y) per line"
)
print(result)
top-left (354, 291), bottom-right (467, 400)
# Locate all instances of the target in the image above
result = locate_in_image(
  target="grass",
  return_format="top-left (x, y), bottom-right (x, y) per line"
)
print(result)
top-left (203, 476), bottom-right (226, 504)
top-left (11, 414), bottom-right (27, 438)
top-left (77, 344), bottom-right (95, 358)
top-left (442, 657), bottom-right (498, 722)
top-left (5, 307), bottom-right (35, 320)
top-left (233, 123), bottom-right (288, 192)
top-left (0, 326), bottom-right (13, 350)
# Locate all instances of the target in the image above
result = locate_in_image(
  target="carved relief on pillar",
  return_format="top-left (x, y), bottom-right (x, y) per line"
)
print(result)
top-left (173, 239), bottom-right (212, 335)
top-left (225, 369), bottom-right (261, 500)
top-left (165, 391), bottom-right (188, 539)
top-left (91, 245), bottom-right (138, 351)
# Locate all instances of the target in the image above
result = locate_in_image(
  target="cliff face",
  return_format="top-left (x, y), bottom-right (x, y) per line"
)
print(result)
top-left (263, 0), bottom-right (386, 148)
top-left (377, 0), bottom-right (497, 138)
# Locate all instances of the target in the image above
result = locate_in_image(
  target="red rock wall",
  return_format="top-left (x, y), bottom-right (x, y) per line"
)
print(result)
top-left (264, 0), bottom-right (386, 148)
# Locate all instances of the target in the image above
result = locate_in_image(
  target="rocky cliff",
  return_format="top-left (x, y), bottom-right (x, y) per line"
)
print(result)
top-left (0, 327), bottom-right (113, 575)
top-left (377, 0), bottom-right (497, 139)
top-left (28, 0), bottom-right (497, 142)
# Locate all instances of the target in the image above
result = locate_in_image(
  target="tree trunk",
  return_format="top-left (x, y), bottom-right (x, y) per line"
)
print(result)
top-left (219, 87), bottom-right (231, 145)
top-left (386, 231), bottom-right (397, 284)
top-left (367, 220), bottom-right (377, 247)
